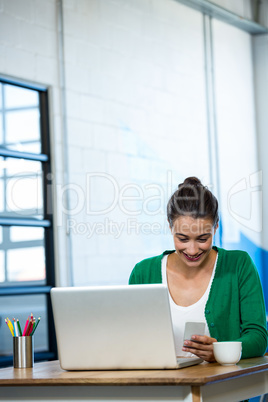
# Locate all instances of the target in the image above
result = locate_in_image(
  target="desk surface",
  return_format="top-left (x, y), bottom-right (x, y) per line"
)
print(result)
top-left (0, 357), bottom-right (268, 387)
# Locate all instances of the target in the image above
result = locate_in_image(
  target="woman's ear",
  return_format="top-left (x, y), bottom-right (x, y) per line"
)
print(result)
top-left (214, 222), bottom-right (219, 235)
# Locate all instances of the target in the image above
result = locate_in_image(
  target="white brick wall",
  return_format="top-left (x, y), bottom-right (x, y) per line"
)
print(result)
top-left (61, 0), bottom-right (212, 285)
top-left (0, 0), bottom-right (262, 287)
top-left (0, 0), bottom-right (64, 281)
top-left (212, 19), bottom-right (261, 246)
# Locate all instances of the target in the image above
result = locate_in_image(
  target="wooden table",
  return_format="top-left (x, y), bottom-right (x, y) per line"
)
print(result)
top-left (0, 357), bottom-right (268, 401)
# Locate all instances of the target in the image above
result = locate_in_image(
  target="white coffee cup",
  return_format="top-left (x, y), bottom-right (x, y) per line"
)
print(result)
top-left (213, 341), bottom-right (242, 366)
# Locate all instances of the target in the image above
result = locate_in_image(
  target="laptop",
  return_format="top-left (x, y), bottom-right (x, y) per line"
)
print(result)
top-left (50, 284), bottom-right (203, 370)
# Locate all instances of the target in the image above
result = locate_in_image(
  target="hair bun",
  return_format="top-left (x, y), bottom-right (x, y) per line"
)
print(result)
top-left (178, 176), bottom-right (202, 189)
top-left (168, 176), bottom-right (219, 227)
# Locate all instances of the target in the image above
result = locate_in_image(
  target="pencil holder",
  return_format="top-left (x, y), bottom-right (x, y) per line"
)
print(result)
top-left (13, 336), bottom-right (34, 368)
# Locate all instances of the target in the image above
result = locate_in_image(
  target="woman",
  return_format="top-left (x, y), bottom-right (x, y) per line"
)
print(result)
top-left (129, 177), bottom-right (267, 362)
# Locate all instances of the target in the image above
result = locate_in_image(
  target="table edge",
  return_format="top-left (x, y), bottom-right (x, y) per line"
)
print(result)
top-left (1, 360), bottom-right (268, 387)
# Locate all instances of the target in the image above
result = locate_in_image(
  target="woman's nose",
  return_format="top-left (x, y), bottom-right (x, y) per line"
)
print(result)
top-left (186, 242), bottom-right (199, 255)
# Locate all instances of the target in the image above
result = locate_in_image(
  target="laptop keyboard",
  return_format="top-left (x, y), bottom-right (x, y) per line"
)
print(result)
top-left (176, 357), bottom-right (193, 363)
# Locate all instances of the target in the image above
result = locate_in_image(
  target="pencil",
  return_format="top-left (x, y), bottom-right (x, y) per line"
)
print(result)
top-left (13, 319), bottom-right (19, 337)
top-left (30, 320), bottom-right (36, 335)
top-left (6, 318), bottom-right (14, 334)
top-left (12, 319), bottom-right (16, 336)
top-left (17, 319), bottom-right (22, 336)
top-left (28, 319), bottom-right (35, 336)
top-left (26, 319), bottom-right (34, 336)
top-left (22, 316), bottom-right (29, 336)
top-left (31, 317), bottom-right (41, 336)
top-left (25, 317), bottom-right (33, 336)
top-left (5, 319), bottom-right (14, 337)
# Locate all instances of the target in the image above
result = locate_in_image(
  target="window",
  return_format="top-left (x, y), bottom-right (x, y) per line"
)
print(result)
top-left (0, 77), bottom-right (56, 367)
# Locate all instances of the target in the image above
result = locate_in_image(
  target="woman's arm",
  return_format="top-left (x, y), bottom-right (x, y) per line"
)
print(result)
top-left (183, 252), bottom-right (267, 361)
top-left (236, 254), bottom-right (267, 358)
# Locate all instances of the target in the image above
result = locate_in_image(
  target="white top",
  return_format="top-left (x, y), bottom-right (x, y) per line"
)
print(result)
top-left (161, 253), bottom-right (218, 357)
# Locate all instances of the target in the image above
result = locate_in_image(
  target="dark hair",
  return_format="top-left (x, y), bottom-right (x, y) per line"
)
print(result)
top-left (167, 177), bottom-right (219, 228)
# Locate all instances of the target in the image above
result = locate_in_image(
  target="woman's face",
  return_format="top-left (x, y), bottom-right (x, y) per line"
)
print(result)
top-left (170, 215), bottom-right (218, 267)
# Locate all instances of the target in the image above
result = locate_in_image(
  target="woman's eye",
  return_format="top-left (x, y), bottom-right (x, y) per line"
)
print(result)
top-left (178, 238), bottom-right (188, 242)
top-left (198, 238), bottom-right (208, 243)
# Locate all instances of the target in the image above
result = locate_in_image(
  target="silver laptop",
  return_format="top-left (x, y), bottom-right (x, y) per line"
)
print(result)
top-left (50, 284), bottom-right (202, 370)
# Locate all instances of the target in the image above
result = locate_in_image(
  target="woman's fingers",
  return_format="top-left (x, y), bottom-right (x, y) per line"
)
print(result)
top-left (182, 335), bottom-right (218, 362)
top-left (191, 335), bottom-right (217, 345)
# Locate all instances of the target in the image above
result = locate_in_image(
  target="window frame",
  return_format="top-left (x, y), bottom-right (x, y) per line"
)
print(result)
top-left (0, 76), bottom-right (56, 367)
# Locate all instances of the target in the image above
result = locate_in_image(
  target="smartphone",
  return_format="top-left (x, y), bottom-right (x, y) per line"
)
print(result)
top-left (183, 322), bottom-right (206, 341)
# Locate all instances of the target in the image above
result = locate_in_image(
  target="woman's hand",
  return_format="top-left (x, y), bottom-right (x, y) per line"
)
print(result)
top-left (182, 335), bottom-right (217, 362)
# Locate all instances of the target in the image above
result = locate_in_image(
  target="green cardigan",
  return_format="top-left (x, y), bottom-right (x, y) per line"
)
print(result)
top-left (129, 246), bottom-right (268, 359)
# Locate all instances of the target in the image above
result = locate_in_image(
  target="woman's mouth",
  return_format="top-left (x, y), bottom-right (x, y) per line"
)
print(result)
top-left (183, 252), bottom-right (204, 261)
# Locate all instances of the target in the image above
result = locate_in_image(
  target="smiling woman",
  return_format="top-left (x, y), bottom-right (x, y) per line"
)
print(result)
top-left (129, 177), bottom-right (268, 363)
top-left (171, 215), bottom-right (216, 264)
